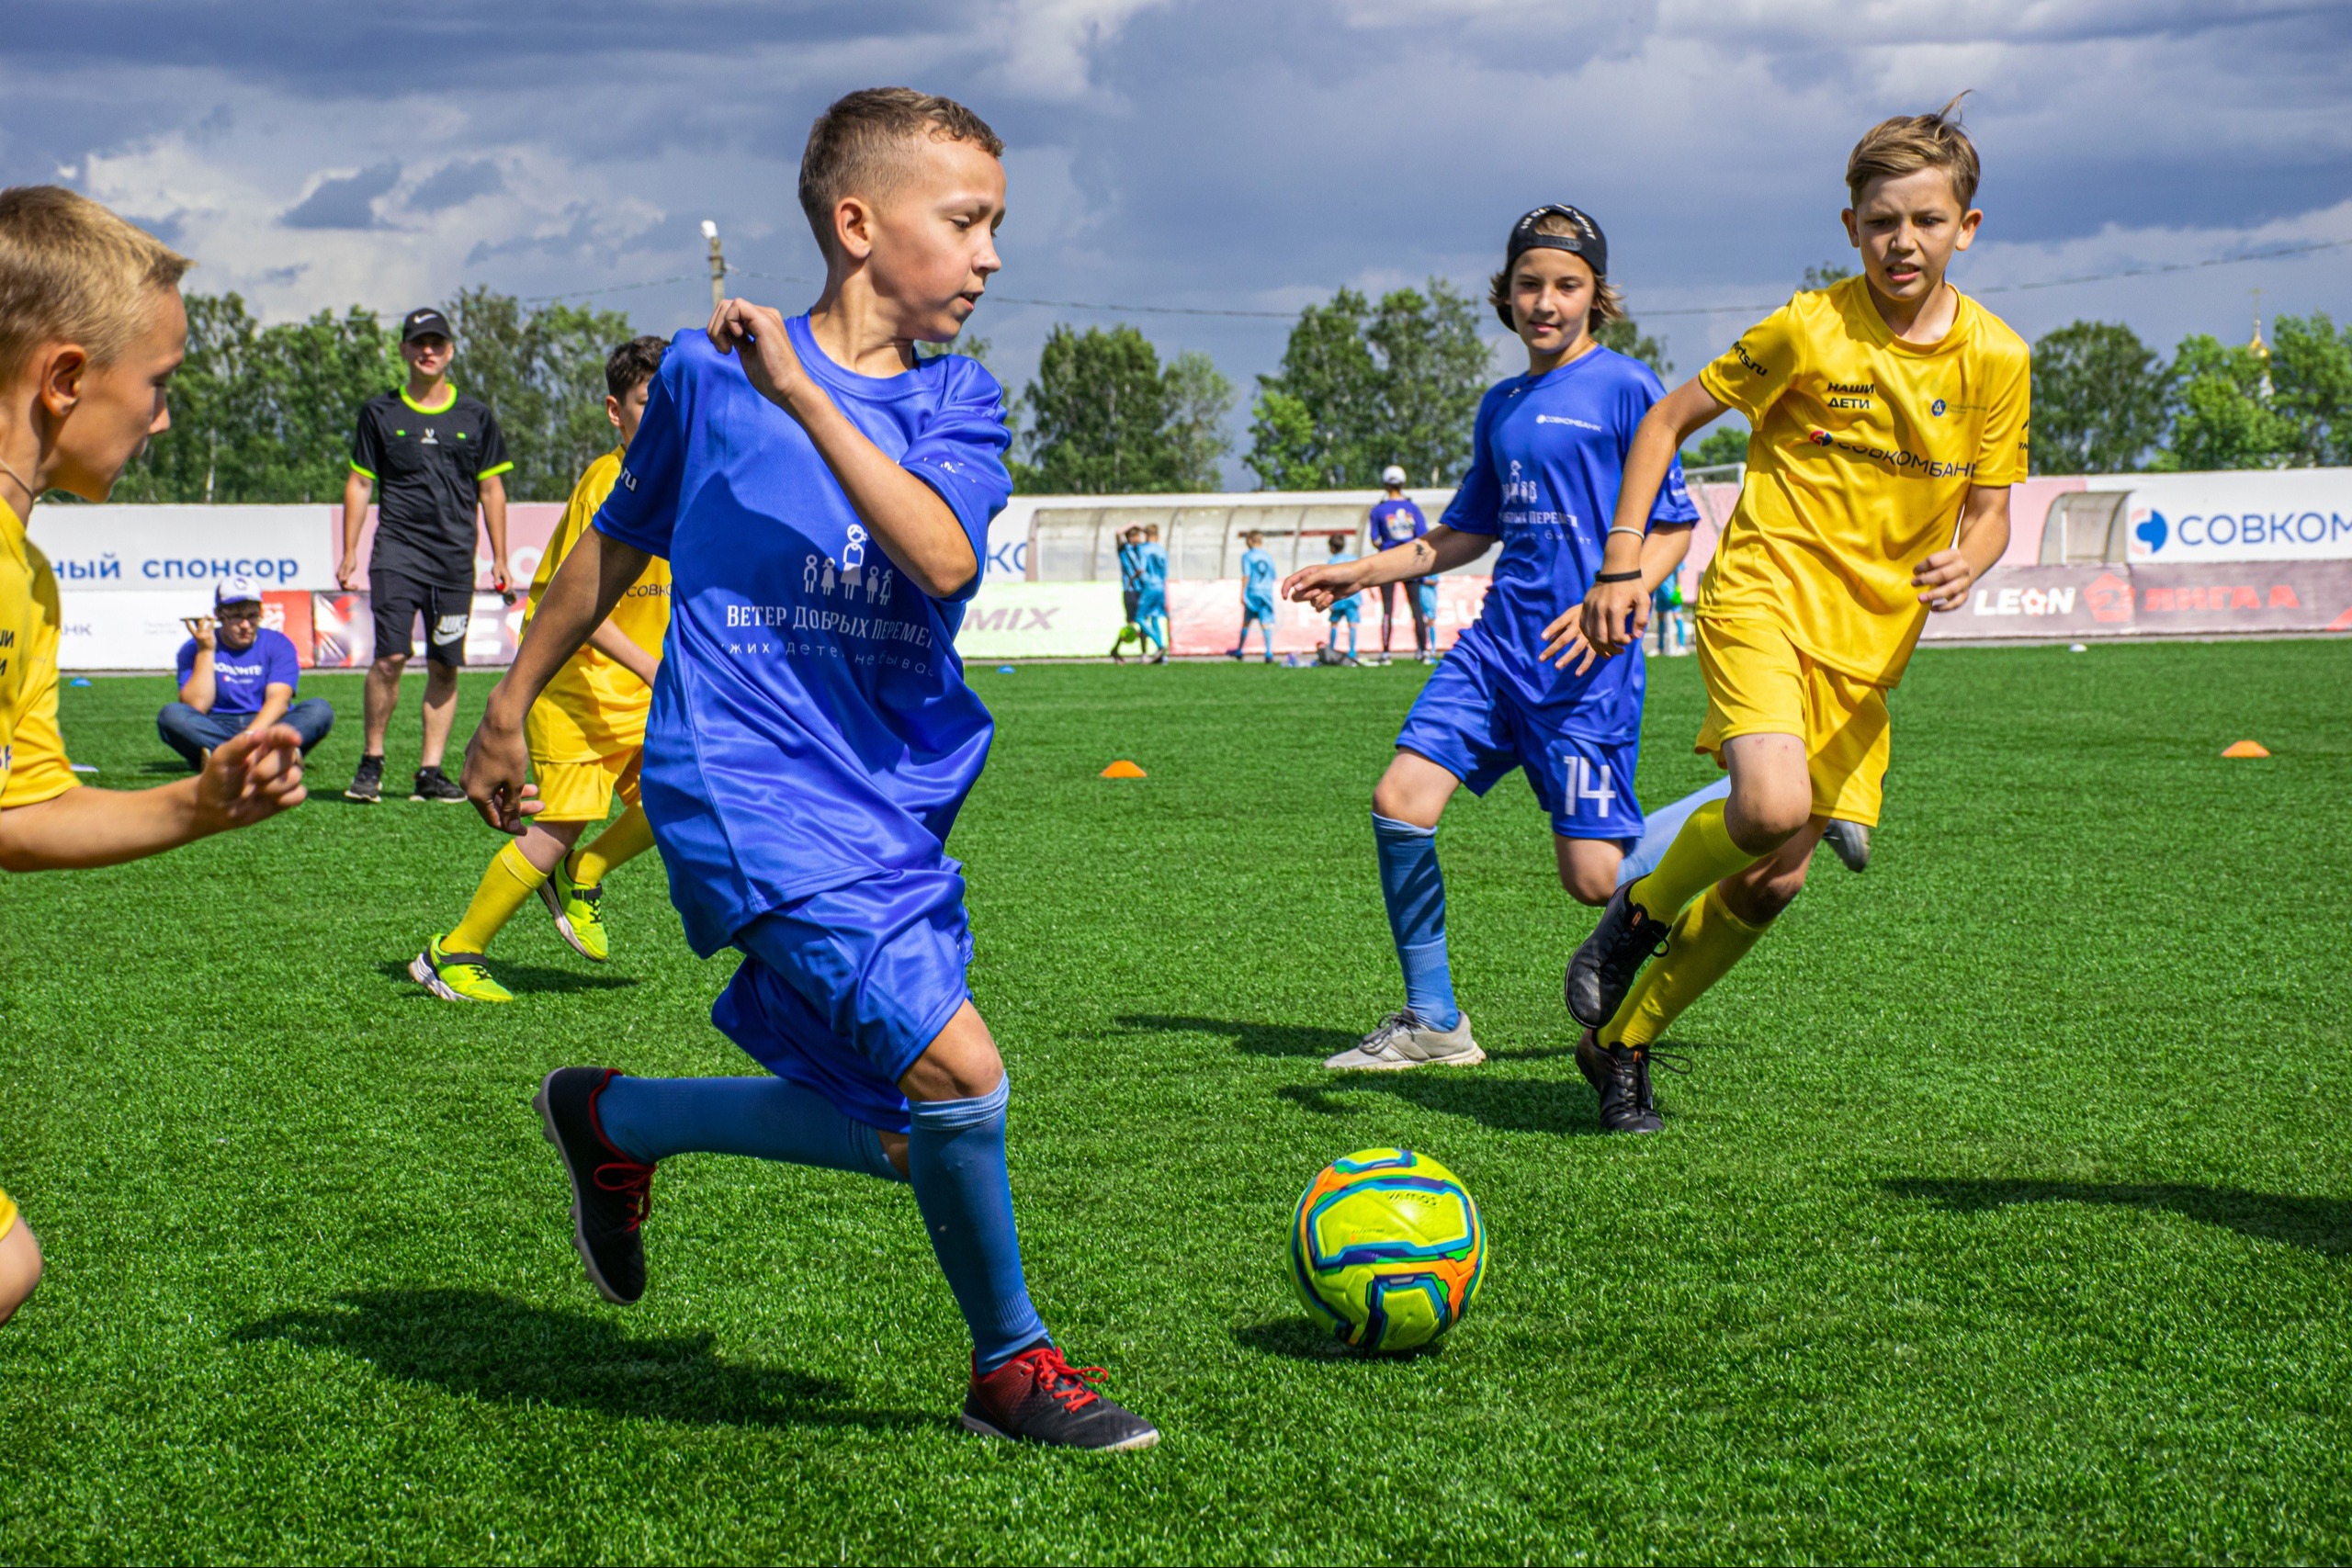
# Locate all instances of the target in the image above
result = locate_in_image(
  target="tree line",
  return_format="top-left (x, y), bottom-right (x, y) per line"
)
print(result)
top-left (102, 271), bottom-right (2352, 507)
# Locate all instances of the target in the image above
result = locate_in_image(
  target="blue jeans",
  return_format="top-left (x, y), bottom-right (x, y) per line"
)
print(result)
top-left (156, 698), bottom-right (335, 771)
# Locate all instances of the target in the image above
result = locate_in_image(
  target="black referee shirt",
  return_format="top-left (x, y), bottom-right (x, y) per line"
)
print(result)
top-left (349, 388), bottom-right (513, 591)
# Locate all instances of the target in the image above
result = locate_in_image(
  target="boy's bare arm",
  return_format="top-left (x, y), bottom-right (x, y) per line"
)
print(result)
top-left (1915, 483), bottom-right (2011, 610)
top-left (588, 620), bottom-right (660, 687)
top-left (1283, 525), bottom-right (1491, 610)
top-left (1584, 379), bottom-right (1728, 654)
top-left (465, 529), bottom-right (650, 832)
top-left (0, 728), bottom-right (306, 872)
top-left (480, 473), bottom-right (512, 597)
top-left (338, 471), bottom-right (371, 591)
top-left (708, 299), bottom-right (978, 600)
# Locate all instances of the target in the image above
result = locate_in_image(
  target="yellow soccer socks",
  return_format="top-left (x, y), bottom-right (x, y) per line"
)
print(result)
top-left (1628, 798), bottom-right (1760, 924)
top-left (448, 840), bottom-right (548, 954)
top-left (1605, 886), bottom-right (1772, 1049)
top-left (569, 803), bottom-right (655, 888)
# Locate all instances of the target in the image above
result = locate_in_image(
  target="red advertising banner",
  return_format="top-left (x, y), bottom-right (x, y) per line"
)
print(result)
top-left (1917, 564), bottom-right (2135, 641)
top-left (260, 590), bottom-right (316, 668)
top-left (1916, 559), bottom-right (2352, 642)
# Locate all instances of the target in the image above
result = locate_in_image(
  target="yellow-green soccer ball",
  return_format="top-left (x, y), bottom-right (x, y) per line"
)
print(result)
top-left (1289, 1148), bottom-right (1485, 1352)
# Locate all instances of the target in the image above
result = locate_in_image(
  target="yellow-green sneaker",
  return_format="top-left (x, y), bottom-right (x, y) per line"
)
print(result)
top-left (409, 934), bottom-right (514, 1003)
top-left (537, 860), bottom-right (609, 963)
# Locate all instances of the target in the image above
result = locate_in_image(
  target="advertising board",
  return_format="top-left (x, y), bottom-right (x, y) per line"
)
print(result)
top-left (2085, 468), bottom-right (2352, 564)
top-left (27, 504), bottom-right (334, 591)
top-left (953, 581), bottom-right (1126, 659)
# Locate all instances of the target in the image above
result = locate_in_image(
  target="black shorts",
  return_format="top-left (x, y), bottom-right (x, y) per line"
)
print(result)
top-left (370, 570), bottom-right (470, 667)
top-left (1122, 589), bottom-right (1142, 622)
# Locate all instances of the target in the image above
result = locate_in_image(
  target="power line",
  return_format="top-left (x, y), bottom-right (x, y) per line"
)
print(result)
top-left (519, 233), bottom-right (2352, 319)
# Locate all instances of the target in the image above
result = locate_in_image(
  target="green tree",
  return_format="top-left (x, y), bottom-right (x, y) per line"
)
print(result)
top-left (1164, 350), bottom-right (1235, 491)
top-left (440, 288), bottom-right (635, 500)
top-left (1248, 280), bottom-right (1488, 490)
top-left (1597, 316), bottom-right (1670, 377)
top-left (2030, 321), bottom-right (2168, 474)
top-left (1021, 323), bottom-right (1179, 494)
top-left (2268, 312), bottom-right (2352, 467)
top-left (2154, 334), bottom-right (2297, 472)
top-left (1803, 261), bottom-right (1856, 290)
top-left (1680, 426), bottom-right (1749, 469)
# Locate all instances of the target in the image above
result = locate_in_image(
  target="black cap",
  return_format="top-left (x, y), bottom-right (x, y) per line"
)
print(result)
top-left (401, 307), bottom-right (453, 344)
top-left (1505, 204), bottom-right (1608, 280)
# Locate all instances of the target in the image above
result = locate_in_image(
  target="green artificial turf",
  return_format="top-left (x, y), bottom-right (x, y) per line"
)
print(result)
top-left (3, 640), bottom-right (2350, 1564)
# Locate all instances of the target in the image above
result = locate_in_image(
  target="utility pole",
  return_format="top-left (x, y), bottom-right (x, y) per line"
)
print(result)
top-left (702, 220), bottom-right (726, 310)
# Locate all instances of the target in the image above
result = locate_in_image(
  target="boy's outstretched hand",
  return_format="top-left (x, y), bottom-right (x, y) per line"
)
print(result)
top-left (708, 298), bottom-right (810, 414)
top-left (1912, 547), bottom-right (1976, 610)
top-left (1281, 561), bottom-right (1361, 613)
top-left (461, 701), bottom-right (542, 836)
top-left (195, 725), bottom-right (308, 829)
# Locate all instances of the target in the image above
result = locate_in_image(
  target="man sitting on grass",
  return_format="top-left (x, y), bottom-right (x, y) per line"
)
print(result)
top-left (158, 575), bottom-right (334, 770)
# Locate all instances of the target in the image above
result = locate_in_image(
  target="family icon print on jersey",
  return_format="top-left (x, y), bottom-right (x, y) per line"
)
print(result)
top-left (804, 524), bottom-right (897, 608)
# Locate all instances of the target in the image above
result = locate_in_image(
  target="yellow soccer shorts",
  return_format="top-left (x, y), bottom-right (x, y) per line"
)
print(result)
top-left (0, 1187), bottom-right (17, 1241)
top-left (531, 750), bottom-right (642, 824)
top-left (1693, 616), bottom-right (1890, 827)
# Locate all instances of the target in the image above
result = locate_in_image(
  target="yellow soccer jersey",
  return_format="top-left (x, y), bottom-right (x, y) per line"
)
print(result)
top-left (1695, 276), bottom-right (2030, 686)
top-left (0, 496), bottom-right (77, 815)
top-left (524, 449), bottom-right (672, 761)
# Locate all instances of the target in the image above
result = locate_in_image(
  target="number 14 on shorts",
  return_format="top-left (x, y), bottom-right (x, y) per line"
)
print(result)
top-left (1566, 755), bottom-right (1617, 813)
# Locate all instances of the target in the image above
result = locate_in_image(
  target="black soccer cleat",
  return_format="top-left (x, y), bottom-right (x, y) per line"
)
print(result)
top-left (1566, 884), bottom-right (1672, 1028)
top-left (411, 765), bottom-right (467, 803)
top-left (345, 754), bottom-right (384, 803)
top-left (534, 1066), bottom-right (653, 1305)
top-left (963, 1344), bottom-right (1160, 1451)
top-left (1576, 1029), bottom-right (1663, 1134)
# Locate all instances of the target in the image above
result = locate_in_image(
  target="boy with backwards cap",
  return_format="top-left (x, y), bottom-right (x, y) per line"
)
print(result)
top-left (1366, 464), bottom-right (1431, 663)
top-left (1288, 203), bottom-right (1719, 1080)
top-left (463, 88), bottom-right (1157, 1450)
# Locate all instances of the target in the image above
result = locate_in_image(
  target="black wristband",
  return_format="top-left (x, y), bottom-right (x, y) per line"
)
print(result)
top-left (1593, 570), bottom-right (1644, 583)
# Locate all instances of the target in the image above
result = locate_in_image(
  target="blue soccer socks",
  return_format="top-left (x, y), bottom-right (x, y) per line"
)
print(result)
top-left (1616, 776), bottom-right (1735, 889)
top-left (1374, 811), bottom-right (1460, 1032)
top-left (594, 1073), bottom-right (905, 1182)
top-left (907, 1075), bottom-right (1049, 1375)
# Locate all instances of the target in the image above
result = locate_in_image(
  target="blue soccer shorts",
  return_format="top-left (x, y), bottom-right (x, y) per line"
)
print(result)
top-left (709, 867), bottom-right (973, 1135)
top-left (1395, 640), bottom-right (1645, 841)
top-left (1330, 599), bottom-right (1362, 623)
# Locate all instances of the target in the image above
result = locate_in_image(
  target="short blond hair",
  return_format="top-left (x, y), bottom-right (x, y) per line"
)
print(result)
top-left (0, 186), bottom-right (191, 383)
top-left (1847, 94), bottom-right (1980, 211)
top-left (1487, 210), bottom-right (1625, 335)
top-left (798, 88), bottom-right (1004, 262)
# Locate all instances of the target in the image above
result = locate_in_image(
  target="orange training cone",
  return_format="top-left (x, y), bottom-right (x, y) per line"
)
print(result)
top-left (1101, 760), bottom-right (1148, 779)
top-left (2222, 739), bottom-right (2270, 758)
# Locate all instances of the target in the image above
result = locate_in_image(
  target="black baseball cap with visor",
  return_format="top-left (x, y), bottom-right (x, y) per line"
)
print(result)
top-left (1496, 204), bottom-right (1609, 328)
top-left (401, 307), bottom-right (454, 345)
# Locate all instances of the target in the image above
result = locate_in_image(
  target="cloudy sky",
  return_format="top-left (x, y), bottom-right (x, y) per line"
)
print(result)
top-left (10, 0), bottom-right (2349, 477)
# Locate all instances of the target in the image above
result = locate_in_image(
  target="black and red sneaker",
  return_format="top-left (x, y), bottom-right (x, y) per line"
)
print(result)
top-left (533, 1066), bottom-right (654, 1304)
top-left (962, 1344), bottom-right (1160, 1451)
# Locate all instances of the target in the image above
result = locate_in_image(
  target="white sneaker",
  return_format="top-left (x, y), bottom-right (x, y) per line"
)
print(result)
top-left (1323, 1010), bottom-right (1484, 1071)
top-left (1822, 818), bottom-right (1871, 873)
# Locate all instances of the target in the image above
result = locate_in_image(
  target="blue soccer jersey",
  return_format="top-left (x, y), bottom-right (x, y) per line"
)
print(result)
top-left (1368, 497), bottom-right (1428, 552)
top-left (1240, 547), bottom-right (1276, 613)
top-left (594, 320), bottom-right (1012, 957)
top-left (1118, 540), bottom-right (1148, 594)
top-left (1439, 345), bottom-right (1697, 742)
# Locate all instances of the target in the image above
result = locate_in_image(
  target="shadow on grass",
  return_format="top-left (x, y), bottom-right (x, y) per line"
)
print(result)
top-left (1232, 1318), bottom-right (1357, 1361)
top-left (1276, 1076), bottom-right (1603, 1136)
top-left (233, 1289), bottom-right (927, 1430)
top-left (371, 959), bottom-right (639, 997)
top-left (1114, 1012), bottom-right (1359, 1060)
top-left (1882, 1179), bottom-right (2352, 1257)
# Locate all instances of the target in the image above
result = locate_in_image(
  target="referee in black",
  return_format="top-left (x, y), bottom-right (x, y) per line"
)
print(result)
top-left (337, 307), bottom-right (513, 803)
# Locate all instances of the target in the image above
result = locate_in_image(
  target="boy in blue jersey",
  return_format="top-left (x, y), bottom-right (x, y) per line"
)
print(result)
top-left (1285, 205), bottom-right (1709, 1095)
top-left (1137, 523), bottom-right (1169, 662)
top-left (1110, 525), bottom-right (1148, 661)
top-left (461, 88), bottom-right (1156, 1451)
top-left (1230, 530), bottom-right (1276, 661)
top-left (1367, 465), bottom-right (1432, 663)
top-left (1322, 534), bottom-right (1362, 661)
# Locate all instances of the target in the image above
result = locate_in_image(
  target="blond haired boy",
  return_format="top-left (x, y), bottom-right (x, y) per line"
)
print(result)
top-left (0, 186), bottom-right (308, 1320)
top-left (412, 336), bottom-right (672, 1001)
top-left (1561, 97), bottom-right (2029, 1132)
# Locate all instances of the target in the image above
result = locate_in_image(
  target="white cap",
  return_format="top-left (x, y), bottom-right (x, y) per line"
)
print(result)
top-left (213, 575), bottom-right (263, 607)
top-left (1381, 465), bottom-right (1408, 487)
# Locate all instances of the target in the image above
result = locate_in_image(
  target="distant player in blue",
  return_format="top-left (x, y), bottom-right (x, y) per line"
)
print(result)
top-left (1322, 534), bottom-right (1362, 661)
top-left (1230, 529), bottom-right (1276, 661)
top-left (1285, 203), bottom-right (1714, 1077)
top-left (1136, 522), bottom-right (1169, 662)
top-left (1367, 465), bottom-right (1432, 663)
top-left (1110, 525), bottom-right (1149, 661)
top-left (461, 87), bottom-right (1157, 1451)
